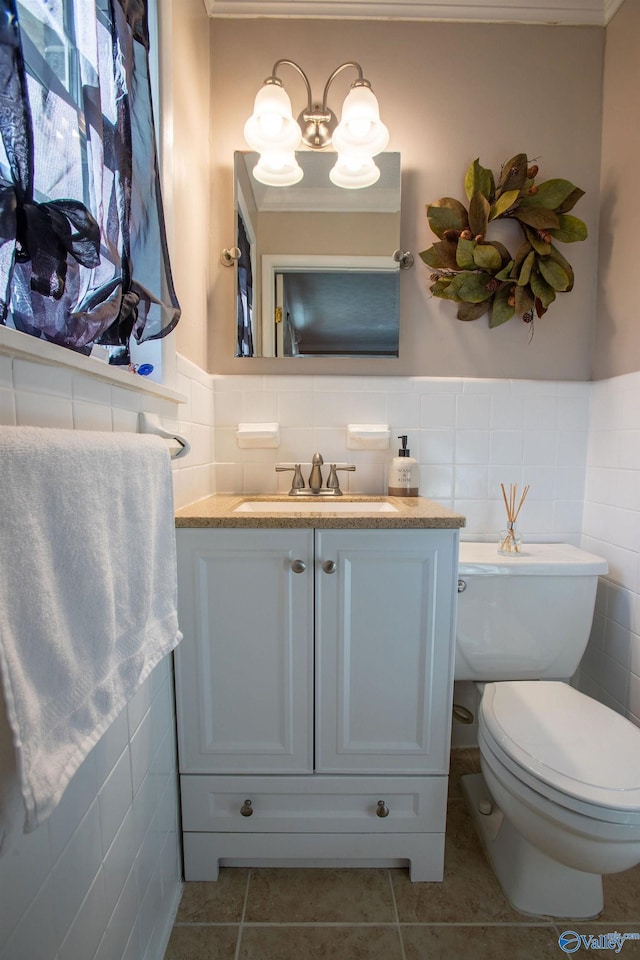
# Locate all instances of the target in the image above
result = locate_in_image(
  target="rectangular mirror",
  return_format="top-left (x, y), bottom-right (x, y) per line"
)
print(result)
top-left (234, 151), bottom-right (401, 359)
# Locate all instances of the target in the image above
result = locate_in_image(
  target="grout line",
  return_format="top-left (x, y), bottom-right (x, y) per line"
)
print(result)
top-left (388, 869), bottom-right (401, 926)
top-left (174, 919), bottom-right (581, 929)
top-left (239, 921), bottom-right (409, 928)
top-left (396, 921), bottom-right (559, 927)
top-left (388, 868), bottom-right (408, 960)
top-left (172, 921), bottom-right (241, 927)
top-left (233, 870), bottom-right (251, 960)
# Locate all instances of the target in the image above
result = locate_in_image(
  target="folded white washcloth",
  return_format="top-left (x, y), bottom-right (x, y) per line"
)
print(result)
top-left (0, 426), bottom-right (182, 840)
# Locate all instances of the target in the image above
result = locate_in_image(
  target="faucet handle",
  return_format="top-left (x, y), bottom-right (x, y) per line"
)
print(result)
top-left (275, 463), bottom-right (305, 494)
top-left (327, 463), bottom-right (356, 494)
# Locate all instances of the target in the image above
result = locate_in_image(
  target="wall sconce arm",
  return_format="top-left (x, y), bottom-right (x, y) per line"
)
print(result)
top-left (244, 58), bottom-right (388, 187)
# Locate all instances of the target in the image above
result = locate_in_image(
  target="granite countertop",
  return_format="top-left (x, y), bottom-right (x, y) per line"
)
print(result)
top-left (175, 494), bottom-right (466, 530)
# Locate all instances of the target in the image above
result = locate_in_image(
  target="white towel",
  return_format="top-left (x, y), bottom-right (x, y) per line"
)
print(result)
top-left (0, 426), bottom-right (182, 839)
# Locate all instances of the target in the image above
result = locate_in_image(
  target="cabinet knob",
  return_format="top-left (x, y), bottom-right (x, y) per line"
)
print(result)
top-left (322, 560), bottom-right (337, 574)
top-left (376, 800), bottom-right (390, 818)
top-left (291, 559), bottom-right (306, 573)
top-left (240, 799), bottom-right (253, 817)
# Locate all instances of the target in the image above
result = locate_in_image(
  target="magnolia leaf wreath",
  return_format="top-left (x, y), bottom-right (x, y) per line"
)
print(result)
top-left (420, 153), bottom-right (587, 328)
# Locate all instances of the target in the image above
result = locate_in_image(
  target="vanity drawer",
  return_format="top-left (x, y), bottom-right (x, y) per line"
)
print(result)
top-left (180, 774), bottom-right (448, 834)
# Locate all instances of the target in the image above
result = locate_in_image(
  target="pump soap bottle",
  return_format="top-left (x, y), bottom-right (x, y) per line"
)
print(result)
top-left (388, 435), bottom-right (419, 497)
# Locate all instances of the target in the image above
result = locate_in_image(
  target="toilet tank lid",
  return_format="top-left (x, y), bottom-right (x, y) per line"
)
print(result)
top-left (458, 542), bottom-right (608, 576)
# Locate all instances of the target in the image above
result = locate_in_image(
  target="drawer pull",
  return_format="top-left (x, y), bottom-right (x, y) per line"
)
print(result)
top-left (240, 799), bottom-right (254, 817)
top-left (376, 800), bottom-right (390, 818)
top-left (291, 560), bottom-right (306, 573)
top-left (322, 560), bottom-right (337, 574)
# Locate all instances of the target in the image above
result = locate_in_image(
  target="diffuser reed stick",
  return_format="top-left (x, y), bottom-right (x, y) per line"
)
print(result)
top-left (499, 482), bottom-right (529, 554)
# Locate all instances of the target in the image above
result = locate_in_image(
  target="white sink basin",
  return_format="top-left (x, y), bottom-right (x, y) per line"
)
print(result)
top-left (233, 499), bottom-right (399, 514)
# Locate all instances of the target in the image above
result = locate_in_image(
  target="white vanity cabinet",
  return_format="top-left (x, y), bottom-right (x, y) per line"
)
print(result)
top-left (174, 525), bottom-right (458, 881)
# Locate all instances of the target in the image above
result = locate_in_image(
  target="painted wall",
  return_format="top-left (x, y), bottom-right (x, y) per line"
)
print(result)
top-left (594, 0), bottom-right (640, 379)
top-left (159, 0), bottom-right (212, 368)
top-left (207, 18), bottom-right (604, 379)
top-left (203, 1), bottom-right (640, 740)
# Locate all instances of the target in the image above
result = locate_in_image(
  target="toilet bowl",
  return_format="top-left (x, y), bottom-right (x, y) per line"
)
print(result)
top-left (456, 543), bottom-right (640, 918)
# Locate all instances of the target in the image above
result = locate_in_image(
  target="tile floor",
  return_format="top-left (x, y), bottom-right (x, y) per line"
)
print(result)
top-left (164, 750), bottom-right (640, 959)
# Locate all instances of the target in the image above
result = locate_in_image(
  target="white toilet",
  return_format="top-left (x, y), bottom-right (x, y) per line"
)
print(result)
top-left (456, 542), bottom-right (640, 919)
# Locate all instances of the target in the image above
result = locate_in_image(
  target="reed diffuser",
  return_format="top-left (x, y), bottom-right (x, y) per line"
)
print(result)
top-left (499, 483), bottom-right (529, 555)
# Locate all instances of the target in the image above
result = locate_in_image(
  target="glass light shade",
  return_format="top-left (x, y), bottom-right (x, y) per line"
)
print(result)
top-left (243, 83), bottom-right (302, 153)
top-left (329, 154), bottom-right (381, 189)
top-left (332, 85), bottom-right (389, 157)
top-left (252, 151), bottom-right (304, 186)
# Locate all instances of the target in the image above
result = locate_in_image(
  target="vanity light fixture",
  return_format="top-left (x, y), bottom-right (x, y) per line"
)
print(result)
top-left (243, 59), bottom-right (389, 189)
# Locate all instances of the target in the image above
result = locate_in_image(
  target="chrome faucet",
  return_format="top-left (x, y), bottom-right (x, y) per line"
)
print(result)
top-left (275, 455), bottom-right (356, 495)
top-left (275, 463), bottom-right (305, 495)
top-left (327, 463), bottom-right (356, 492)
top-left (308, 453), bottom-right (324, 494)
top-left (309, 456), bottom-right (356, 495)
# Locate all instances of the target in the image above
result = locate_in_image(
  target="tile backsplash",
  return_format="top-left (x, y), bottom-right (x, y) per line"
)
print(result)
top-left (214, 370), bottom-right (640, 734)
top-left (213, 374), bottom-right (589, 543)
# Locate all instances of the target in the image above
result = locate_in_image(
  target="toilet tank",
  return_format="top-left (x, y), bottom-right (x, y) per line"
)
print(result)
top-left (455, 543), bottom-right (608, 682)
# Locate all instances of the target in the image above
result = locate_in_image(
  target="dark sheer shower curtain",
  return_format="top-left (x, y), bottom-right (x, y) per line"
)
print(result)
top-left (0, 0), bottom-right (180, 365)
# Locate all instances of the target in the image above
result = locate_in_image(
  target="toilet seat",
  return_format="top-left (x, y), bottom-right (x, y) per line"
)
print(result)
top-left (479, 681), bottom-right (640, 826)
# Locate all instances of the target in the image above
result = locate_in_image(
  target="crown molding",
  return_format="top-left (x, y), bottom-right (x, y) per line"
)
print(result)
top-left (203, 0), bottom-right (617, 26)
top-left (604, 0), bottom-right (625, 21)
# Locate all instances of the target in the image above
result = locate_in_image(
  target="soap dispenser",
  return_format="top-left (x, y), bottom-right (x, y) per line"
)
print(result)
top-left (388, 435), bottom-right (419, 497)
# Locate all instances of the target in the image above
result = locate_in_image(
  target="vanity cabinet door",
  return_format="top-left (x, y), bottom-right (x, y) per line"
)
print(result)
top-left (315, 529), bottom-right (457, 775)
top-left (175, 528), bottom-right (314, 774)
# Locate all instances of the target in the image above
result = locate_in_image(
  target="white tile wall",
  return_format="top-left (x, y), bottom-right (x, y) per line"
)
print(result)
top-left (0, 349), bottom-right (216, 510)
top-left (0, 659), bottom-right (180, 960)
top-left (0, 343), bottom-right (215, 959)
top-left (578, 371), bottom-right (640, 727)
top-left (212, 374), bottom-right (589, 544)
top-left (2, 333), bottom-right (639, 947)
top-left (170, 353), bottom-right (216, 508)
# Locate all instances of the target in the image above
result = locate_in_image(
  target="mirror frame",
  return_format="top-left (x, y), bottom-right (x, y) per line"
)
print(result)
top-left (233, 150), bottom-right (403, 363)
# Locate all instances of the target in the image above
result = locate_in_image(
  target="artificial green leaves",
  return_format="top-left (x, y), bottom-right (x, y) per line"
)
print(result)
top-left (420, 153), bottom-right (587, 328)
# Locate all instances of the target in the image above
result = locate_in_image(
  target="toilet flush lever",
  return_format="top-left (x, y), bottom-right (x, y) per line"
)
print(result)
top-left (458, 579), bottom-right (467, 593)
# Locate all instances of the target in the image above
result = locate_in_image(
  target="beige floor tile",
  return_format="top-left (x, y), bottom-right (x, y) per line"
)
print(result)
top-left (244, 868), bottom-right (395, 923)
top-left (176, 870), bottom-right (249, 923)
top-left (402, 924), bottom-right (560, 959)
top-left (164, 924), bottom-right (238, 960)
top-left (238, 924), bottom-right (403, 960)
top-left (392, 803), bottom-right (523, 923)
top-left (599, 864), bottom-right (640, 923)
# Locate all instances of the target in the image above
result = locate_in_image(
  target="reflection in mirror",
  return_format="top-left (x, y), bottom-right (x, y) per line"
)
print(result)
top-left (234, 151), bottom-right (401, 358)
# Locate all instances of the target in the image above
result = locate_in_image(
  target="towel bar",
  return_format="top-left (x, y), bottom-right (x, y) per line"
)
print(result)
top-left (138, 412), bottom-right (191, 460)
